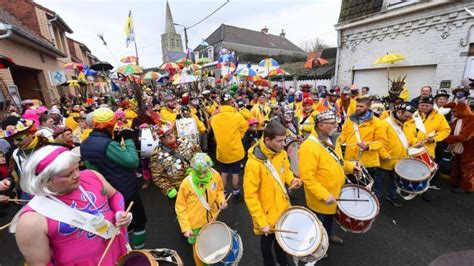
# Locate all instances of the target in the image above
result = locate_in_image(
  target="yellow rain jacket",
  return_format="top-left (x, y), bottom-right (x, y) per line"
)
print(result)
top-left (191, 114), bottom-right (206, 134)
top-left (244, 139), bottom-right (295, 234)
top-left (412, 110), bottom-right (451, 158)
top-left (295, 109), bottom-right (318, 135)
top-left (65, 113), bottom-right (79, 131)
top-left (379, 114), bottom-right (418, 170)
top-left (290, 101), bottom-right (302, 114)
top-left (338, 114), bottom-right (387, 168)
top-left (299, 133), bottom-right (355, 214)
top-left (160, 107), bottom-right (177, 123)
top-left (211, 105), bottom-right (248, 163)
top-left (250, 104), bottom-right (271, 131)
top-left (175, 170), bottom-right (225, 232)
top-left (239, 108), bottom-right (251, 121)
top-left (337, 98), bottom-right (357, 117)
top-left (205, 101), bottom-right (219, 116)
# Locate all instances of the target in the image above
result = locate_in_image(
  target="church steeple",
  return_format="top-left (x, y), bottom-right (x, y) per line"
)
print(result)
top-left (165, 1), bottom-right (176, 34)
top-left (161, 0), bottom-right (183, 63)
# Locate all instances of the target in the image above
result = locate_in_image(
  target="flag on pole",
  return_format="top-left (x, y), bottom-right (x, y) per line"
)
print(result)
top-left (124, 10), bottom-right (135, 47)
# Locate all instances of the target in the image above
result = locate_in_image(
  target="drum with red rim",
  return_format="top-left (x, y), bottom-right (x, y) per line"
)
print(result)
top-left (116, 248), bottom-right (184, 266)
top-left (408, 147), bottom-right (438, 173)
top-left (335, 184), bottom-right (380, 233)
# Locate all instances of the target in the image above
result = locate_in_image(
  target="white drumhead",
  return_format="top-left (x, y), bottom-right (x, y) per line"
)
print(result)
top-left (395, 159), bottom-right (430, 181)
top-left (140, 128), bottom-right (159, 158)
top-left (196, 222), bottom-right (231, 263)
top-left (275, 207), bottom-right (321, 257)
top-left (408, 147), bottom-right (424, 156)
top-left (338, 186), bottom-right (378, 220)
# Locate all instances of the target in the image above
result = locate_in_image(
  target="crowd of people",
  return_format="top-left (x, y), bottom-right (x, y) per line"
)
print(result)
top-left (0, 78), bottom-right (473, 265)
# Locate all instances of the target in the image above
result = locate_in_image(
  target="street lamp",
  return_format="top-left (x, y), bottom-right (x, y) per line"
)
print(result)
top-left (174, 23), bottom-right (189, 50)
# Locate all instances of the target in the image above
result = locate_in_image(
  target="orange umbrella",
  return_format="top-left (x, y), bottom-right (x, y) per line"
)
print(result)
top-left (304, 58), bottom-right (328, 69)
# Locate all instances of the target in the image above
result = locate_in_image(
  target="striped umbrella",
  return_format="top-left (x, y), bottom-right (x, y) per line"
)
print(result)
top-left (176, 58), bottom-right (193, 67)
top-left (236, 66), bottom-right (257, 77)
top-left (143, 71), bottom-right (161, 80)
top-left (117, 64), bottom-right (143, 75)
top-left (64, 63), bottom-right (84, 71)
top-left (160, 62), bottom-right (180, 71)
top-left (218, 53), bottom-right (234, 64)
top-left (259, 58), bottom-right (279, 68)
top-left (268, 68), bottom-right (289, 77)
top-left (120, 56), bottom-right (138, 64)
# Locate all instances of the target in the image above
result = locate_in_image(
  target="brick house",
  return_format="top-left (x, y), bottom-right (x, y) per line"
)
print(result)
top-left (0, 0), bottom-right (99, 109)
top-left (335, 0), bottom-right (474, 99)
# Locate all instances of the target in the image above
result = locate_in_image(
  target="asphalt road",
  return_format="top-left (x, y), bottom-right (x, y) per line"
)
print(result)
top-left (0, 177), bottom-right (472, 266)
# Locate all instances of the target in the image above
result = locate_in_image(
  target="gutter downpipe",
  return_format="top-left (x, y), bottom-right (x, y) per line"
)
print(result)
top-left (334, 28), bottom-right (341, 87)
top-left (47, 14), bottom-right (58, 47)
top-left (0, 23), bottom-right (13, 39)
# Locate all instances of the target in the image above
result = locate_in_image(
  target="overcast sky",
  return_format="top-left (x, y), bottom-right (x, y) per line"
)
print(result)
top-left (35, 0), bottom-right (341, 68)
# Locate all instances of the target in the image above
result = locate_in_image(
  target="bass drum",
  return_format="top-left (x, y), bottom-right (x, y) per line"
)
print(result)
top-left (117, 248), bottom-right (184, 266)
top-left (140, 128), bottom-right (159, 159)
top-left (285, 140), bottom-right (300, 177)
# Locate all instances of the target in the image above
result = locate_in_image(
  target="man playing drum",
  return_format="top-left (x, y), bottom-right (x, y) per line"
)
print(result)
top-left (243, 121), bottom-right (302, 266)
top-left (376, 103), bottom-right (418, 207)
top-left (410, 96), bottom-right (451, 201)
top-left (175, 153), bottom-right (227, 266)
top-left (338, 96), bottom-right (387, 188)
top-left (299, 110), bottom-right (359, 247)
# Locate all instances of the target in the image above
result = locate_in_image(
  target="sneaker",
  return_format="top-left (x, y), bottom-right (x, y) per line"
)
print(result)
top-left (429, 185), bottom-right (441, 191)
top-left (385, 197), bottom-right (403, 207)
top-left (329, 235), bottom-right (344, 245)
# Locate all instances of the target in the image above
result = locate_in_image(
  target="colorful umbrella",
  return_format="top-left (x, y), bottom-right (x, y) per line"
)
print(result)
top-left (143, 71), bottom-right (161, 80)
top-left (196, 57), bottom-right (211, 65)
top-left (373, 53), bottom-right (405, 65)
top-left (259, 58), bottom-right (279, 68)
top-left (220, 62), bottom-right (236, 76)
top-left (64, 63), bottom-right (84, 71)
top-left (60, 79), bottom-right (86, 88)
top-left (0, 55), bottom-right (15, 69)
top-left (236, 66), bottom-right (257, 77)
top-left (218, 53), bottom-right (234, 64)
top-left (254, 78), bottom-right (270, 87)
top-left (188, 64), bottom-right (202, 71)
top-left (172, 74), bottom-right (197, 85)
top-left (304, 58), bottom-right (329, 69)
top-left (176, 58), bottom-right (193, 67)
top-left (117, 64), bottom-right (143, 75)
top-left (120, 56), bottom-right (138, 64)
top-left (219, 48), bottom-right (230, 55)
top-left (268, 68), bottom-right (289, 77)
top-left (160, 62), bottom-right (180, 71)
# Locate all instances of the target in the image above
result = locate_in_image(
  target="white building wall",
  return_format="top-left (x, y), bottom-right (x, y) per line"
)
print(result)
top-left (336, 1), bottom-right (474, 99)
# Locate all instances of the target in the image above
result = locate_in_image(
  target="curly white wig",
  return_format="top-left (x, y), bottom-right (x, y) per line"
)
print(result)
top-left (20, 145), bottom-right (80, 196)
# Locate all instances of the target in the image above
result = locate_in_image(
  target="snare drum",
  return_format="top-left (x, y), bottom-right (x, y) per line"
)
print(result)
top-left (195, 221), bottom-right (243, 265)
top-left (394, 158), bottom-right (431, 194)
top-left (140, 128), bottom-right (159, 159)
top-left (408, 147), bottom-right (438, 173)
top-left (275, 206), bottom-right (328, 263)
top-left (336, 185), bottom-right (379, 233)
top-left (117, 248), bottom-right (184, 265)
top-left (346, 163), bottom-right (374, 190)
top-left (285, 140), bottom-right (300, 176)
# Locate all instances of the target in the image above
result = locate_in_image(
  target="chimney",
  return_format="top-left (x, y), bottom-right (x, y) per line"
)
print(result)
top-left (280, 29), bottom-right (286, 38)
top-left (261, 26), bottom-right (269, 34)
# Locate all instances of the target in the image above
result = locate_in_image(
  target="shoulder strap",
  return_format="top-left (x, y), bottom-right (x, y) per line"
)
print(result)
top-left (351, 121), bottom-right (362, 143)
top-left (14, 196), bottom-right (117, 239)
top-left (385, 117), bottom-right (409, 149)
top-left (413, 111), bottom-right (427, 134)
top-left (186, 175), bottom-right (211, 211)
top-left (308, 135), bottom-right (344, 167)
top-left (255, 145), bottom-right (289, 198)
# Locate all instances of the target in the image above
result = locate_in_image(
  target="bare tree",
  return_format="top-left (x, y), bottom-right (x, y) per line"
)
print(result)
top-left (299, 37), bottom-right (330, 52)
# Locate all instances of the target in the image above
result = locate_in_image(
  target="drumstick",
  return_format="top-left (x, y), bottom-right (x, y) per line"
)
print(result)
top-left (98, 201), bottom-right (134, 266)
top-left (0, 220), bottom-right (14, 231)
top-left (269, 228), bottom-right (298, 234)
top-left (337, 198), bottom-right (369, 202)
top-left (210, 193), bottom-right (232, 223)
top-left (8, 199), bottom-right (29, 203)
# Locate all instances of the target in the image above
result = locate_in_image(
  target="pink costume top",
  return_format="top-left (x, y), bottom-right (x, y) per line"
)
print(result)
top-left (21, 170), bottom-right (128, 265)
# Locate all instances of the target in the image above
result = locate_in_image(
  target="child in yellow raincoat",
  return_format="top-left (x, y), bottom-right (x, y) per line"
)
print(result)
top-left (175, 153), bottom-right (227, 265)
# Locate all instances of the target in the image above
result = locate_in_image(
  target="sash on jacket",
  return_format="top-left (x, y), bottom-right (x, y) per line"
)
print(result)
top-left (385, 117), bottom-right (409, 149)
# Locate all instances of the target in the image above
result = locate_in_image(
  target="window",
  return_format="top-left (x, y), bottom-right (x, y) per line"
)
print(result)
top-left (384, 0), bottom-right (419, 10)
top-left (469, 43), bottom-right (474, 56)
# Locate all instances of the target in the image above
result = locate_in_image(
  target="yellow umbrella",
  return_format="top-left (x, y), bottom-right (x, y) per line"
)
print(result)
top-left (373, 53), bottom-right (405, 65)
top-left (373, 53), bottom-right (405, 90)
